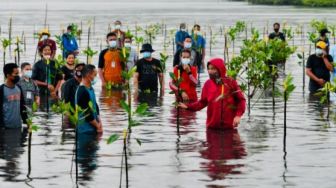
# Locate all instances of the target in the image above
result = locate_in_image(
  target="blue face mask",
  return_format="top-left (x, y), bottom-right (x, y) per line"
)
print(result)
top-left (143, 52), bottom-right (152, 59)
top-left (91, 77), bottom-right (98, 86)
top-left (24, 70), bottom-right (33, 78)
top-left (184, 42), bottom-right (192, 49)
top-left (181, 58), bottom-right (190, 65)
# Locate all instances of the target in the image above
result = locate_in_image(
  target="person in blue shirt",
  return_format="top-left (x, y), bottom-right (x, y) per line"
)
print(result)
top-left (191, 24), bottom-right (206, 73)
top-left (175, 23), bottom-right (189, 52)
top-left (62, 25), bottom-right (79, 59)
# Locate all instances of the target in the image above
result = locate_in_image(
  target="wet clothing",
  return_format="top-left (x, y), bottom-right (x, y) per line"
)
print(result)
top-left (306, 54), bottom-right (333, 93)
top-left (175, 30), bottom-right (190, 51)
top-left (62, 33), bottom-right (79, 58)
top-left (62, 78), bottom-right (80, 108)
top-left (169, 65), bottom-right (198, 102)
top-left (75, 85), bottom-right (100, 134)
top-left (32, 59), bottom-right (62, 95)
top-left (136, 58), bottom-right (163, 93)
top-left (0, 84), bottom-right (27, 129)
top-left (61, 65), bottom-right (75, 81)
top-left (98, 48), bottom-right (125, 84)
top-left (17, 78), bottom-right (39, 107)
top-left (112, 29), bottom-right (126, 48)
top-left (187, 58), bottom-right (246, 129)
top-left (173, 48), bottom-right (202, 68)
top-left (268, 32), bottom-right (286, 41)
top-left (38, 39), bottom-right (57, 57)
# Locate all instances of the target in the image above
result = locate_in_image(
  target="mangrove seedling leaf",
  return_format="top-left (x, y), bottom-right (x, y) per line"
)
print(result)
top-left (107, 134), bottom-right (120, 144)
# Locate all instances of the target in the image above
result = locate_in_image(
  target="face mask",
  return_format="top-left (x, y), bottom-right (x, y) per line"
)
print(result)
top-left (13, 75), bottom-right (20, 84)
top-left (274, 28), bottom-right (280, 33)
top-left (209, 72), bottom-right (220, 80)
top-left (75, 70), bottom-right (82, 78)
top-left (184, 42), bottom-right (192, 49)
top-left (124, 42), bottom-right (131, 48)
top-left (143, 52), bottom-right (152, 59)
top-left (115, 25), bottom-right (121, 30)
top-left (181, 28), bottom-right (186, 32)
top-left (41, 35), bottom-right (48, 40)
top-left (24, 70), bottom-right (32, 78)
top-left (109, 40), bottom-right (117, 48)
top-left (316, 48), bottom-right (324, 56)
top-left (91, 76), bottom-right (98, 86)
top-left (181, 58), bottom-right (190, 65)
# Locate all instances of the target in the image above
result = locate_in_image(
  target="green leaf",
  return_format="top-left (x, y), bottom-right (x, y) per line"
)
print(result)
top-left (120, 100), bottom-right (130, 113)
top-left (135, 138), bottom-right (142, 146)
top-left (134, 103), bottom-right (149, 116)
top-left (297, 53), bottom-right (303, 59)
top-left (31, 125), bottom-right (40, 132)
top-left (130, 119), bottom-right (141, 127)
top-left (107, 134), bottom-right (120, 144)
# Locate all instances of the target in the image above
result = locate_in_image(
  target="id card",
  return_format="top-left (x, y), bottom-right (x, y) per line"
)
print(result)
top-left (27, 91), bottom-right (32, 99)
top-left (112, 61), bottom-right (116, 68)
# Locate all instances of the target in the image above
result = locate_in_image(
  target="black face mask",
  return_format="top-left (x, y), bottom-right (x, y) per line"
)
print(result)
top-left (274, 28), bottom-right (280, 33)
top-left (209, 73), bottom-right (222, 84)
top-left (13, 76), bottom-right (20, 84)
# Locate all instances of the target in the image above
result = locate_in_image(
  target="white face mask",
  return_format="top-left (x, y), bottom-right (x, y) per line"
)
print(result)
top-left (109, 40), bottom-right (117, 48)
top-left (316, 48), bottom-right (324, 56)
top-left (184, 42), bottom-right (192, 49)
top-left (124, 42), bottom-right (131, 48)
top-left (24, 70), bottom-right (33, 78)
top-left (181, 58), bottom-right (191, 65)
top-left (41, 35), bottom-right (48, 40)
top-left (115, 24), bottom-right (121, 30)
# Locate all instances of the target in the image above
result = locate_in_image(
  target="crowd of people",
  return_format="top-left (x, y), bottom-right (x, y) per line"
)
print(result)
top-left (1, 21), bottom-right (335, 136)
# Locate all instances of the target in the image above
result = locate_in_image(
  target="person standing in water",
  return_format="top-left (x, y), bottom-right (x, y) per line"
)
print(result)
top-left (179, 58), bottom-right (246, 129)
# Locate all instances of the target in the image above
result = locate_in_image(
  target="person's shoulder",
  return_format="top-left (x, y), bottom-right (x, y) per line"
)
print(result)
top-left (153, 58), bottom-right (161, 64)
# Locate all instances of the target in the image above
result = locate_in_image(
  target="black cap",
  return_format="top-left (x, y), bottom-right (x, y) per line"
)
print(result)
top-left (140, 43), bottom-right (155, 53)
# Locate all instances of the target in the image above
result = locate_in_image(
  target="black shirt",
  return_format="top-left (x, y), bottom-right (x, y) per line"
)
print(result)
top-left (61, 65), bottom-right (75, 81)
top-left (32, 59), bottom-right (62, 94)
top-left (306, 54), bottom-right (333, 92)
top-left (62, 78), bottom-right (80, 108)
top-left (136, 58), bottom-right (162, 93)
top-left (76, 85), bottom-right (99, 122)
top-left (269, 32), bottom-right (286, 41)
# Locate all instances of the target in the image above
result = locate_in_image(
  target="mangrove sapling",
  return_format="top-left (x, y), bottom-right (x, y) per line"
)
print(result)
top-left (1, 38), bottom-right (11, 65)
top-left (134, 36), bottom-right (144, 56)
top-left (87, 25), bottom-right (91, 64)
top-left (316, 82), bottom-right (336, 120)
top-left (8, 17), bottom-right (12, 57)
top-left (297, 48), bottom-right (306, 91)
top-left (329, 25), bottom-right (336, 45)
top-left (144, 23), bottom-right (161, 45)
top-left (282, 74), bottom-right (295, 152)
top-left (83, 46), bottom-right (98, 65)
top-left (169, 70), bottom-right (184, 134)
top-left (107, 66), bottom-right (150, 188)
top-left (159, 52), bottom-right (169, 73)
top-left (14, 36), bottom-right (23, 65)
top-left (307, 32), bottom-right (318, 57)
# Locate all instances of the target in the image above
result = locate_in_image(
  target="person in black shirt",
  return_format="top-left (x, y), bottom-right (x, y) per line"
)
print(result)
top-left (62, 63), bottom-right (85, 108)
top-left (61, 52), bottom-right (76, 81)
top-left (32, 44), bottom-right (62, 99)
top-left (268, 23), bottom-right (286, 41)
top-left (306, 41), bottom-right (334, 93)
top-left (134, 43), bottom-right (164, 97)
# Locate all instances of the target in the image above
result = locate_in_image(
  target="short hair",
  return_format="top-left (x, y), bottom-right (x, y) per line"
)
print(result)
top-left (39, 43), bottom-right (52, 53)
top-left (125, 36), bottom-right (132, 40)
top-left (181, 49), bottom-right (191, 56)
top-left (3, 63), bottom-right (18, 78)
top-left (67, 25), bottom-right (73, 31)
top-left (193, 24), bottom-right (201, 30)
top-left (273, 23), bottom-right (280, 27)
top-left (75, 63), bottom-right (85, 70)
top-left (82, 64), bottom-right (96, 77)
top-left (21, 62), bottom-right (31, 70)
top-left (184, 36), bottom-right (192, 40)
top-left (115, 20), bottom-right (122, 25)
top-left (106, 32), bottom-right (117, 39)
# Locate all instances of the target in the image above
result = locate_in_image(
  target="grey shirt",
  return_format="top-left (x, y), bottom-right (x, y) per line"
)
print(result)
top-left (2, 85), bottom-right (22, 128)
top-left (17, 78), bottom-right (39, 107)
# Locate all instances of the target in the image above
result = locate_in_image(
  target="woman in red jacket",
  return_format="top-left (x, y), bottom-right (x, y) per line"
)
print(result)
top-left (179, 58), bottom-right (246, 129)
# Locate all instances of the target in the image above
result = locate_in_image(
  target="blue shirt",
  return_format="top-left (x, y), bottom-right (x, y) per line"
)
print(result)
top-left (191, 33), bottom-right (206, 52)
top-left (62, 33), bottom-right (79, 57)
top-left (175, 30), bottom-right (189, 51)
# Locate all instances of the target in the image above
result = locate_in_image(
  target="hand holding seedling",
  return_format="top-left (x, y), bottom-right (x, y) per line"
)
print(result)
top-left (178, 102), bottom-right (188, 109)
top-left (181, 92), bottom-right (189, 102)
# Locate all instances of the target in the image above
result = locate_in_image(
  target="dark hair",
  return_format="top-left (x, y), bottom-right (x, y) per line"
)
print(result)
top-left (3, 63), bottom-right (18, 78)
top-left (273, 23), bottom-right (280, 27)
top-left (75, 63), bottom-right (85, 70)
top-left (82, 64), bottom-right (96, 77)
top-left (193, 24), bottom-right (201, 29)
top-left (181, 49), bottom-right (191, 56)
top-left (184, 36), bottom-right (192, 40)
top-left (106, 32), bottom-right (117, 39)
top-left (21, 62), bottom-right (31, 70)
top-left (320, 28), bottom-right (330, 36)
top-left (125, 36), bottom-right (132, 40)
top-left (67, 25), bottom-right (73, 31)
top-left (39, 43), bottom-right (52, 54)
top-left (65, 52), bottom-right (76, 58)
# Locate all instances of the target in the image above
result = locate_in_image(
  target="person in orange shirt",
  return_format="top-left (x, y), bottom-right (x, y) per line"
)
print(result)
top-left (98, 32), bottom-right (125, 88)
top-left (170, 49), bottom-right (198, 103)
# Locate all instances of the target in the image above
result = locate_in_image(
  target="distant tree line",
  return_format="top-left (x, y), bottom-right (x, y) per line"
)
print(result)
top-left (230, 0), bottom-right (336, 7)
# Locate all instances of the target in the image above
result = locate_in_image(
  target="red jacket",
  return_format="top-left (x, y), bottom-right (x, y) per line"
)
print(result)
top-left (187, 58), bottom-right (246, 129)
top-left (169, 65), bottom-right (198, 103)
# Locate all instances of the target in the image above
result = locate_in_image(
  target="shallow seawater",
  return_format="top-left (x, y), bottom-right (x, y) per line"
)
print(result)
top-left (1, 0), bottom-right (336, 187)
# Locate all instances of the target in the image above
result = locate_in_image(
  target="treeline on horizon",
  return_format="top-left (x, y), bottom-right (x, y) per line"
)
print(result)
top-left (231, 0), bottom-right (336, 7)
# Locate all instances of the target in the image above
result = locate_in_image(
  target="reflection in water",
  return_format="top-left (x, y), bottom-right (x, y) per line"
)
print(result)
top-left (77, 133), bottom-right (100, 184)
top-left (100, 89), bottom-right (125, 112)
top-left (200, 129), bottom-right (246, 181)
top-left (170, 107), bottom-right (197, 135)
top-left (137, 92), bottom-right (160, 107)
top-left (0, 128), bottom-right (27, 182)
